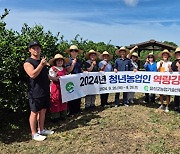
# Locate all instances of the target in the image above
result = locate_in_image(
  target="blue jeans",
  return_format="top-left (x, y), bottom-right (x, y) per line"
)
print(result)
top-left (115, 92), bottom-right (128, 105)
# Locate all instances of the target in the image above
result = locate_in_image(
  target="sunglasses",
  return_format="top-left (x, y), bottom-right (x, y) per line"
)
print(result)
top-left (70, 49), bottom-right (78, 53)
top-left (148, 56), bottom-right (154, 58)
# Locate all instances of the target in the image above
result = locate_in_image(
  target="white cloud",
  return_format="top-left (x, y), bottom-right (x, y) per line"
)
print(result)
top-left (123, 0), bottom-right (139, 7)
top-left (2, 9), bottom-right (180, 46)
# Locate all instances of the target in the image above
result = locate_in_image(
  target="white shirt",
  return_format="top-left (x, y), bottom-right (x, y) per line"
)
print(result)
top-left (157, 61), bottom-right (172, 72)
top-left (49, 66), bottom-right (63, 77)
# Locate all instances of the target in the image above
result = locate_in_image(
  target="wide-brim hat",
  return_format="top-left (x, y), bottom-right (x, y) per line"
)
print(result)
top-left (174, 47), bottom-right (180, 55)
top-left (85, 49), bottom-right (100, 59)
top-left (65, 45), bottom-right (83, 54)
top-left (99, 51), bottom-right (113, 60)
top-left (146, 52), bottom-right (156, 59)
top-left (48, 54), bottom-right (70, 66)
top-left (115, 46), bottom-right (130, 56)
top-left (158, 49), bottom-right (172, 58)
top-left (131, 52), bottom-right (139, 58)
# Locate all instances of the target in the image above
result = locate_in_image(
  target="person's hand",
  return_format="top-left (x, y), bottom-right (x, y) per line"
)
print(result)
top-left (40, 57), bottom-right (47, 66)
top-left (55, 77), bottom-right (59, 82)
top-left (168, 64), bottom-right (171, 69)
top-left (134, 45), bottom-right (138, 49)
top-left (72, 58), bottom-right (77, 65)
top-left (114, 68), bottom-right (118, 73)
top-left (133, 68), bottom-right (138, 72)
top-left (92, 61), bottom-right (96, 66)
top-left (104, 60), bottom-right (108, 66)
top-left (176, 62), bottom-right (180, 68)
top-left (146, 58), bottom-right (149, 63)
top-left (160, 60), bottom-right (163, 66)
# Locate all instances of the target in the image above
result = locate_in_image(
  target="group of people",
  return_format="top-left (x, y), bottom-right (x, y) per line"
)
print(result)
top-left (24, 41), bottom-right (180, 141)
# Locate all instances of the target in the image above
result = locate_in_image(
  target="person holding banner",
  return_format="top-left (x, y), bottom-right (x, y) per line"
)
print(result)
top-left (66, 45), bottom-right (83, 114)
top-left (99, 51), bottom-right (113, 107)
top-left (127, 51), bottom-right (139, 104)
top-left (48, 54), bottom-right (70, 122)
top-left (171, 47), bottom-right (180, 113)
top-left (84, 50), bottom-right (100, 110)
top-left (114, 47), bottom-right (134, 107)
top-left (157, 49), bottom-right (172, 112)
top-left (144, 52), bottom-right (157, 103)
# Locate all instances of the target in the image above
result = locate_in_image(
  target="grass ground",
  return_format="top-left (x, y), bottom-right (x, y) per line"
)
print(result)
top-left (0, 93), bottom-right (180, 154)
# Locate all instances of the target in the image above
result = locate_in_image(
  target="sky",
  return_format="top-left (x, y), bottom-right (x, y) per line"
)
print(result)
top-left (0, 0), bottom-right (180, 46)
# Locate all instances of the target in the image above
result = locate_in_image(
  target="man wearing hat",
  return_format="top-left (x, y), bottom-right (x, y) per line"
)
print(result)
top-left (171, 47), bottom-right (180, 113)
top-left (84, 50), bottom-right (100, 110)
top-left (66, 45), bottom-right (83, 114)
top-left (99, 51), bottom-right (113, 107)
top-left (114, 47), bottom-right (134, 107)
top-left (157, 49), bottom-right (172, 112)
top-left (24, 41), bottom-right (54, 141)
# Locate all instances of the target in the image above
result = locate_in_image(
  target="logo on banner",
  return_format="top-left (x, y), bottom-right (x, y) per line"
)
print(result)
top-left (66, 82), bottom-right (75, 93)
top-left (144, 85), bottom-right (149, 91)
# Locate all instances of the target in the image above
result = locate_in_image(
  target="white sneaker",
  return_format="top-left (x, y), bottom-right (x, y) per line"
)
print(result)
top-left (129, 99), bottom-right (134, 104)
top-left (124, 104), bottom-right (129, 107)
top-left (158, 105), bottom-right (164, 110)
top-left (165, 106), bottom-right (169, 113)
top-left (38, 129), bottom-right (54, 135)
top-left (32, 133), bottom-right (46, 141)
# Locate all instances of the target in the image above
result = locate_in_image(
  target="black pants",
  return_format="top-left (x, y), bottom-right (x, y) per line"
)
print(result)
top-left (174, 96), bottom-right (180, 111)
top-left (115, 92), bottom-right (128, 105)
top-left (145, 93), bottom-right (155, 103)
top-left (100, 93), bottom-right (109, 107)
top-left (68, 98), bottom-right (81, 114)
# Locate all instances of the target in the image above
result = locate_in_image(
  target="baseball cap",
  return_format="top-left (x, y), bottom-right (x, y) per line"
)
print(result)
top-left (28, 41), bottom-right (42, 49)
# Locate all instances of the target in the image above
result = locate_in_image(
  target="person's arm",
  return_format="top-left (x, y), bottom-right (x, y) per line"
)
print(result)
top-left (127, 45), bottom-right (138, 58)
top-left (49, 75), bottom-right (59, 82)
top-left (87, 61), bottom-right (96, 72)
top-left (128, 60), bottom-right (134, 71)
top-left (153, 63), bottom-right (158, 72)
top-left (48, 67), bottom-right (59, 81)
top-left (100, 61), bottom-right (108, 71)
top-left (176, 61), bottom-right (180, 72)
top-left (113, 60), bottom-right (118, 73)
top-left (23, 57), bottom-right (47, 79)
top-left (157, 61), bottom-right (163, 72)
top-left (168, 63), bottom-right (172, 72)
top-left (144, 58), bottom-right (149, 70)
top-left (66, 59), bottom-right (76, 73)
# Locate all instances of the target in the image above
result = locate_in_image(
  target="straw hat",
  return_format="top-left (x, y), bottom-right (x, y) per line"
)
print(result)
top-left (99, 51), bottom-right (113, 60)
top-left (146, 52), bottom-right (156, 59)
top-left (158, 49), bottom-right (172, 58)
top-left (115, 46), bottom-right (130, 56)
top-left (85, 49), bottom-right (100, 59)
top-left (48, 54), bottom-right (70, 66)
top-left (174, 47), bottom-right (180, 55)
top-left (65, 45), bottom-right (83, 54)
top-left (131, 52), bottom-right (139, 58)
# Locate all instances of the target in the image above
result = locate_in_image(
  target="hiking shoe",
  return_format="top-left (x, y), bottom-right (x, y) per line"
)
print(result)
top-left (32, 133), bottom-right (46, 141)
top-left (158, 105), bottom-right (164, 110)
top-left (165, 106), bottom-right (169, 113)
top-left (38, 129), bottom-right (54, 135)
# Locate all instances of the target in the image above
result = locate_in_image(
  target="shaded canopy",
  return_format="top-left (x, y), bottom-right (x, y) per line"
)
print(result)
top-left (117, 39), bottom-right (177, 56)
